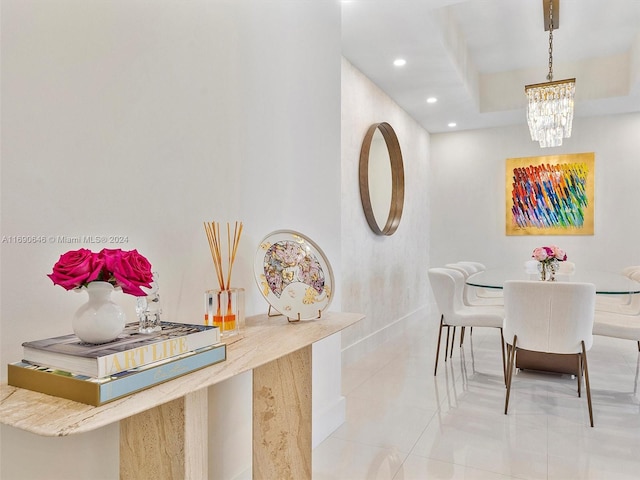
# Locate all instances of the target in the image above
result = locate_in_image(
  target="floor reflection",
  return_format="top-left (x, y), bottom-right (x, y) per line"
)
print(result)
top-left (314, 315), bottom-right (640, 479)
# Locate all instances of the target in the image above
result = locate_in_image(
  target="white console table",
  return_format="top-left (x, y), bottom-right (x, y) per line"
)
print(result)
top-left (0, 311), bottom-right (364, 479)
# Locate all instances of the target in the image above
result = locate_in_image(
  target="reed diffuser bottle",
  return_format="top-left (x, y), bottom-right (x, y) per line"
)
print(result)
top-left (204, 220), bottom-right (244, 337)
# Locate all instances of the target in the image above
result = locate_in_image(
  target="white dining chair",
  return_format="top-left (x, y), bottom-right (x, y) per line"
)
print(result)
top-left (445, 263), bottom-right (503, 306)
top-left (595, 293), bottom-right (640, 316)
top-left (524, 260), bottom-right (539, 275)
top-left (428, 268), bottom-right (505, 379)
top-left (444, 263), bottom-right (495, 348)
top-left (458, 261), bottom-right (486, 271)
top-left (557, 261), bottom-right (576, 275)
top-left (445, 262), bottom-right (478, 275)
top-left (593, 311), bottom-right (640, 351)
top-left (622, 265), bottom-right (640, 278)
top-left (503, 280), bottom-right (596, 427)
top-left (596, 266), bottom-right (640, 311)
top-left (458, 261), bottom-right (505, 299)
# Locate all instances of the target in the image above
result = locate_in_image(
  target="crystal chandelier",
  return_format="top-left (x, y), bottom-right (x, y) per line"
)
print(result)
top-left (525, 0), bottom-right (575, 148)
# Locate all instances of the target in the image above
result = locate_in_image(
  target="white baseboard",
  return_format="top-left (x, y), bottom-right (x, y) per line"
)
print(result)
top-left (341, 305), bottom-right (429, 366)
top-left (312, 395), bottom-right (346, 448)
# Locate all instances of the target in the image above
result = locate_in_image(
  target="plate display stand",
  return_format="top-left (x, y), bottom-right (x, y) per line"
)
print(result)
top-left (267, 305), bottom-right (323, 323)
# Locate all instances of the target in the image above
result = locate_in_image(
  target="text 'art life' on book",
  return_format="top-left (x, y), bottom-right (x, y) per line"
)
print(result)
top-left (22, 321), bottom-right (220, 378)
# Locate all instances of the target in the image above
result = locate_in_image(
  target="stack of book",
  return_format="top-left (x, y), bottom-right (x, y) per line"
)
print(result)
top-left (8, 321), bottom-right (225, 406)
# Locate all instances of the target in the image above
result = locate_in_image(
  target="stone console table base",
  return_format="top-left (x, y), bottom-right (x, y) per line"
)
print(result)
top-left (253, 345), bottom-right (312, 479)
top-left (1, 311), bottom-right (364, 480)
top-left (120, 389), bottom-right (209, 479)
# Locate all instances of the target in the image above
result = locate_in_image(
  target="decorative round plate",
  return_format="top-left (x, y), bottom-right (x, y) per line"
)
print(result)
top-left (254, 230), bottom-right (334, 321)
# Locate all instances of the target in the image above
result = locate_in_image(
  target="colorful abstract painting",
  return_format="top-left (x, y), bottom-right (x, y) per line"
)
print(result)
top-left (506, 153), bottom-right (594, 235)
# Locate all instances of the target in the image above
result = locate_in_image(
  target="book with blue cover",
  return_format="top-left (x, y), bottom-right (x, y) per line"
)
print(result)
top-left (8, 343), bottom-right (226, 406)
top-left (22, 321), bottom-right (220, 377)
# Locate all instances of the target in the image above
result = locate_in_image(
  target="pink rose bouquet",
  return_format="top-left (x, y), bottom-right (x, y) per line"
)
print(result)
top-left (48, 248), bottom-right (153, 296)
top-left (532, 245), bottom-right (567, 263)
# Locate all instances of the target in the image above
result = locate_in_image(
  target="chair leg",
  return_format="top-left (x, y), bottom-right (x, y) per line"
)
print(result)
top-left (434, 315), bottom-right (445, 376)
top-left (577, 354), bottom-right (582, 398)
top-left (444, 325), bottom-right (451, 362)
top-left (581, 341), bottom-right (594, 427)
top-left (504, 342), bottom-right (512, 413)
top-left (637, 340), bottom-right (639, 352)
top-left (460, 326), bottom-right (465, 347)
top-left (499, 328), bottom-right (506, 385)
top-left (504, 335), bottom-right (517, 415)
top-left (503, 343), bottom-right (509, 389)
top-left (449, 327), bottom-right (457, 358)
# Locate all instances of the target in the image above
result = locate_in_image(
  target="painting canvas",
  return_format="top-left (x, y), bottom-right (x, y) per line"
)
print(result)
top-left (506, 152), bottom-right (594, 235)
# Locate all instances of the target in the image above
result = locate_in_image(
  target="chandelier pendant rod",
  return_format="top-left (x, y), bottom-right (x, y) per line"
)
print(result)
top-left (547, 0), bottom-right (554, 81)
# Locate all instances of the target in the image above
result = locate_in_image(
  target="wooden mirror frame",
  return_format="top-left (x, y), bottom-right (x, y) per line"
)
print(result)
top-left (358, 122), bottom-right (405, 236)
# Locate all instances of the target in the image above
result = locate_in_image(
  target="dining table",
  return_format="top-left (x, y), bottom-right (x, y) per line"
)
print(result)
top-left (466, 268), bottom-right (640, 375)
top-left (466, 268), bottom-right (640, 295)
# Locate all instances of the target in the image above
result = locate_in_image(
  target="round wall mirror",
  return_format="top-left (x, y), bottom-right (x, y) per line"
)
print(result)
top-left (359, 122), bottom-right (405, 235)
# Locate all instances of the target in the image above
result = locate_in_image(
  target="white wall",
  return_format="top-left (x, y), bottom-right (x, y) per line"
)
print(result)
top-left (430, 113), bottom-right (640, 270)
top-left (340, 59), bottom-right (431, 359)
top-left (0, 1), bottom-right (341, 479)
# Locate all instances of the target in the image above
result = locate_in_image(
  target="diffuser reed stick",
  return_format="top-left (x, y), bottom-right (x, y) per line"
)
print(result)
top-left (204, 220), bottom-right (243, 290)
top-left (203, 220), bottom-right (243, 331)
top-left (225, 221), bottom-right (243, 290)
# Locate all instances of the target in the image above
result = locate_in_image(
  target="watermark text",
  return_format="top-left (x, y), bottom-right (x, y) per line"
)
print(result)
top-left (1, 234), bottom-right (129, 245)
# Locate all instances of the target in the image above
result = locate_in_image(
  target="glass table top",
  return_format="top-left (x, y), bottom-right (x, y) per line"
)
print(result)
top-left (466, 268), bottom-right (640, 295)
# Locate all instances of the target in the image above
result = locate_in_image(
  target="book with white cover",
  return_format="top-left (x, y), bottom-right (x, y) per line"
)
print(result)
top-left (22, 321), bottom-right (220, 377)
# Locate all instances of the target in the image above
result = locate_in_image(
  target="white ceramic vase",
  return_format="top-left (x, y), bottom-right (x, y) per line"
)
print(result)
top-left (73, 281), bottom-right (127, 344)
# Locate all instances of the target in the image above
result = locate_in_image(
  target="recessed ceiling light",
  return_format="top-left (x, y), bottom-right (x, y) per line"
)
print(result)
top-left (448, 122), bottom-right (457, 128)
top-left (426, 97), bottom-right (438, 104)
top-left (393, 58), bottom-right (406, 67)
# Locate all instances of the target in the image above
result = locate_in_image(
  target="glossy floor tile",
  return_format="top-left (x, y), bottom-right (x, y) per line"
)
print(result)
top-left (313, 313), bottom-right (640, 479)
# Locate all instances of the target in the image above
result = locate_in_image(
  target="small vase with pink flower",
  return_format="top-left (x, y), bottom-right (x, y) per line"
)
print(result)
top-left (48, 248), bottom-right (153, 344)
top-left (531, 245), bottom-right (567, 282)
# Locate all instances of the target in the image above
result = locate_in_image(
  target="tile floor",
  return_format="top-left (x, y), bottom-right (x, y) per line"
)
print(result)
top-left (313, 314), bottom-right (640, 479)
